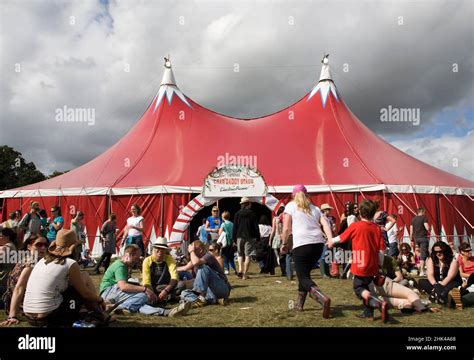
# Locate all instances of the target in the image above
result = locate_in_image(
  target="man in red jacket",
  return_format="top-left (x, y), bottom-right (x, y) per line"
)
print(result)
top-left (327, 200), bottom-right (389, 322)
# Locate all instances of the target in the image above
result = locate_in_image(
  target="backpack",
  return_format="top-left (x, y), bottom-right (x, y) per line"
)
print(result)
top-left (222, 221), bottom-right (233, 247)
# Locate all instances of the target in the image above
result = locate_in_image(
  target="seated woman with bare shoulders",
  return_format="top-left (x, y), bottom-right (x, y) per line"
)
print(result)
top-left (22, 229), bottom-right (106, 327)
top-left (1, 235), bottom-right (49, 326)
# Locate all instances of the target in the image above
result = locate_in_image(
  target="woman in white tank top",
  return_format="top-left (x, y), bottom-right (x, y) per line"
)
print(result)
top-left (23, 229), bottom-right (105, 327)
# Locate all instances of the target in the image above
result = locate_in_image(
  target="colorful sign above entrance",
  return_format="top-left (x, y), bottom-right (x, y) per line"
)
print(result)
top-left (203, 166), bottom-right (267, 198)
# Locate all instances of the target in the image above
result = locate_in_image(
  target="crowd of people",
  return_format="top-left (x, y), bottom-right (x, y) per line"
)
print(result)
top-left (0, 188), bottom-right (472, 327)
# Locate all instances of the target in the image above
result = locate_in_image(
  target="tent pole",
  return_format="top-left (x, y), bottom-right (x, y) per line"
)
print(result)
top-left (435, 194), bottom-right (441, 236)
top-left (160, 194), bottom-right (164, 237)
top-left (383, 190), bottom-right (387, 211)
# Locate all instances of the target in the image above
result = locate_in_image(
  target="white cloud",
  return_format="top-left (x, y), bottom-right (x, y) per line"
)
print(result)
top-left (0, 0), bottom-right (472, 177)
top-left (390, 131), bottom-right (474, 181)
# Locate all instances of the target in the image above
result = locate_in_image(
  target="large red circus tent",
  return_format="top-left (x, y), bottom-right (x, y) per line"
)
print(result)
top-left (2, 56), bottom-right (473, 255)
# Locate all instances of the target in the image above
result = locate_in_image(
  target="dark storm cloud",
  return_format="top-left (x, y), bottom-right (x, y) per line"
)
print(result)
top-left (0, 0), bottom-right (472, 178)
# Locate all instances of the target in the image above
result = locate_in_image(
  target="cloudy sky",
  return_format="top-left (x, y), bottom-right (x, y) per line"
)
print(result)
top-left (1, 0), bottom-right (473, 181)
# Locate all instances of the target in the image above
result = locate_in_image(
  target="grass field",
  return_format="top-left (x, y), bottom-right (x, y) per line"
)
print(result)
top-left (2, 263), bottom-right (472, 327)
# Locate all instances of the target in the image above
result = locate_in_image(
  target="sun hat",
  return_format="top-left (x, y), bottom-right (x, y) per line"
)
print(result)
top-left (48, 229), bottom-right (80, 257)
top-left (152, 236), bottom-right (169, 250)
top-left (320, 203), bottom-right (334, 211)
top-left (240, 197), bottom-right (251, 204)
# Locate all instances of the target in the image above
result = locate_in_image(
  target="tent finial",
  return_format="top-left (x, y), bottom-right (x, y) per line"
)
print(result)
top-left (322, 53), bottom-right (329, 64)
top-left (307, 53), bottom-right (338, 106)
top-left (164, 55), bottom-right (171, 69)
top-left (154, 55), bottom-right (192, 110)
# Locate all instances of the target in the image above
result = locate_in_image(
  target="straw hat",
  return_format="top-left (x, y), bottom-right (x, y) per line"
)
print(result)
top-left (240, 197), bottom-right (251, 204)
top-left (48, 229), bottom-right (79, 257)
top-left (320, 203), bottom-right (334, 211)
top-left (152, 236), bottom-right (169, 250)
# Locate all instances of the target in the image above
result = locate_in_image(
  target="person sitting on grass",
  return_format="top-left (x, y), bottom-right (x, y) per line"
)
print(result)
top-left (142, 237), bottom-right (184, 303)
top-left (327, 200), bottom-right (390, 323)
top-left (370, 254), bottom-right (440, 315)
top-left (397, 243), bottom-right (417, 276)
top-left (22, 229), bottom-right (106, 327)
top-left (100, 244), bottom-right (190, 317)
top-left (448, 242), bottom-right (474, 309)
top-left (0, 228), bottom-right (19, 308)
top-left (418, 241), bottom-right (462, 308)
top-left (414, 245), bottom-right (421, 271)
top-left (80, 249), bottom-right (97, 269)
top-left (1, 235), bottom-right (48, 326)
top-left (179, 240), bottom-right (231, 308)
top-left (208, 242), bottom-right (225, 270)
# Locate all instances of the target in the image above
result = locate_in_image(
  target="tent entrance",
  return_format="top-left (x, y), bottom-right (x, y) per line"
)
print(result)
top-left (189, 197), bottom-right (272, 241)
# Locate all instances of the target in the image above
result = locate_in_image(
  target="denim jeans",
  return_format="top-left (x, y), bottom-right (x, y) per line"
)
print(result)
top-left (222, 246), bottom-right (236, 272)
top-left (126, 235), bottom-right (145, 256)
top-left (388, 242), bottom-right (399, 257)
top-left (318, 244), bottom-right (330, 277)
top-left (179, 271), bottom-right (194, 281)
top-left (180, 264), bottom-right (230, 304)
top-left (101, 284), bottom-right (167, 315)
top-left (285, 252), bottom-right (293, 280)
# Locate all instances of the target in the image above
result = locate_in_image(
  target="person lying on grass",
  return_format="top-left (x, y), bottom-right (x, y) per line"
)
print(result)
top-left (370, 254), bottom-right (440, 315)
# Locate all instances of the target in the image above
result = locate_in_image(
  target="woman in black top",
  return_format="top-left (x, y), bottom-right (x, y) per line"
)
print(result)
top-left (418, 241), bottom-right (462, 306)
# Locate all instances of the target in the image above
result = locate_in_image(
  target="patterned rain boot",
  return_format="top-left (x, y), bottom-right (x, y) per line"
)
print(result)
top-left (296, 291), bottom-right (307, 312)
top-left (309, 286), bottom-right (331, 319)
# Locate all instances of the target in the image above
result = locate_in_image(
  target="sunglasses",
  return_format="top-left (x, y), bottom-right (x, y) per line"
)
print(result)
top-left (209, 248), bottom-right (215, 252)
top-left (34, 242), bottom-right (48, 248)
top-left (462, 249), bottom-right (472, 253)
top-left (433, 250), bottom-right (443, 255)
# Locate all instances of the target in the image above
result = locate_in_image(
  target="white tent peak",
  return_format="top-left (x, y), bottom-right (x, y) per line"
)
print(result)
top-left (319, 53), bottom-right (333, 83)
top-left (307, 54), bottom-right (338, 107)
top-left (153, 55), bottom-right (192, 111)
top-left (160, 55), bottom-right (177, 87)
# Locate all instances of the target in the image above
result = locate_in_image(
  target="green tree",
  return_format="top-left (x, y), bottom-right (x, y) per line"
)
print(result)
top-left (48, 170), bottom-right (69, 179)
top-left (0, 146), bottom-right (46, 190)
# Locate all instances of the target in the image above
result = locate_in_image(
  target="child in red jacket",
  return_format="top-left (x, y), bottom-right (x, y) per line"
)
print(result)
top-left (328, 200), bottom-right (389, 322)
